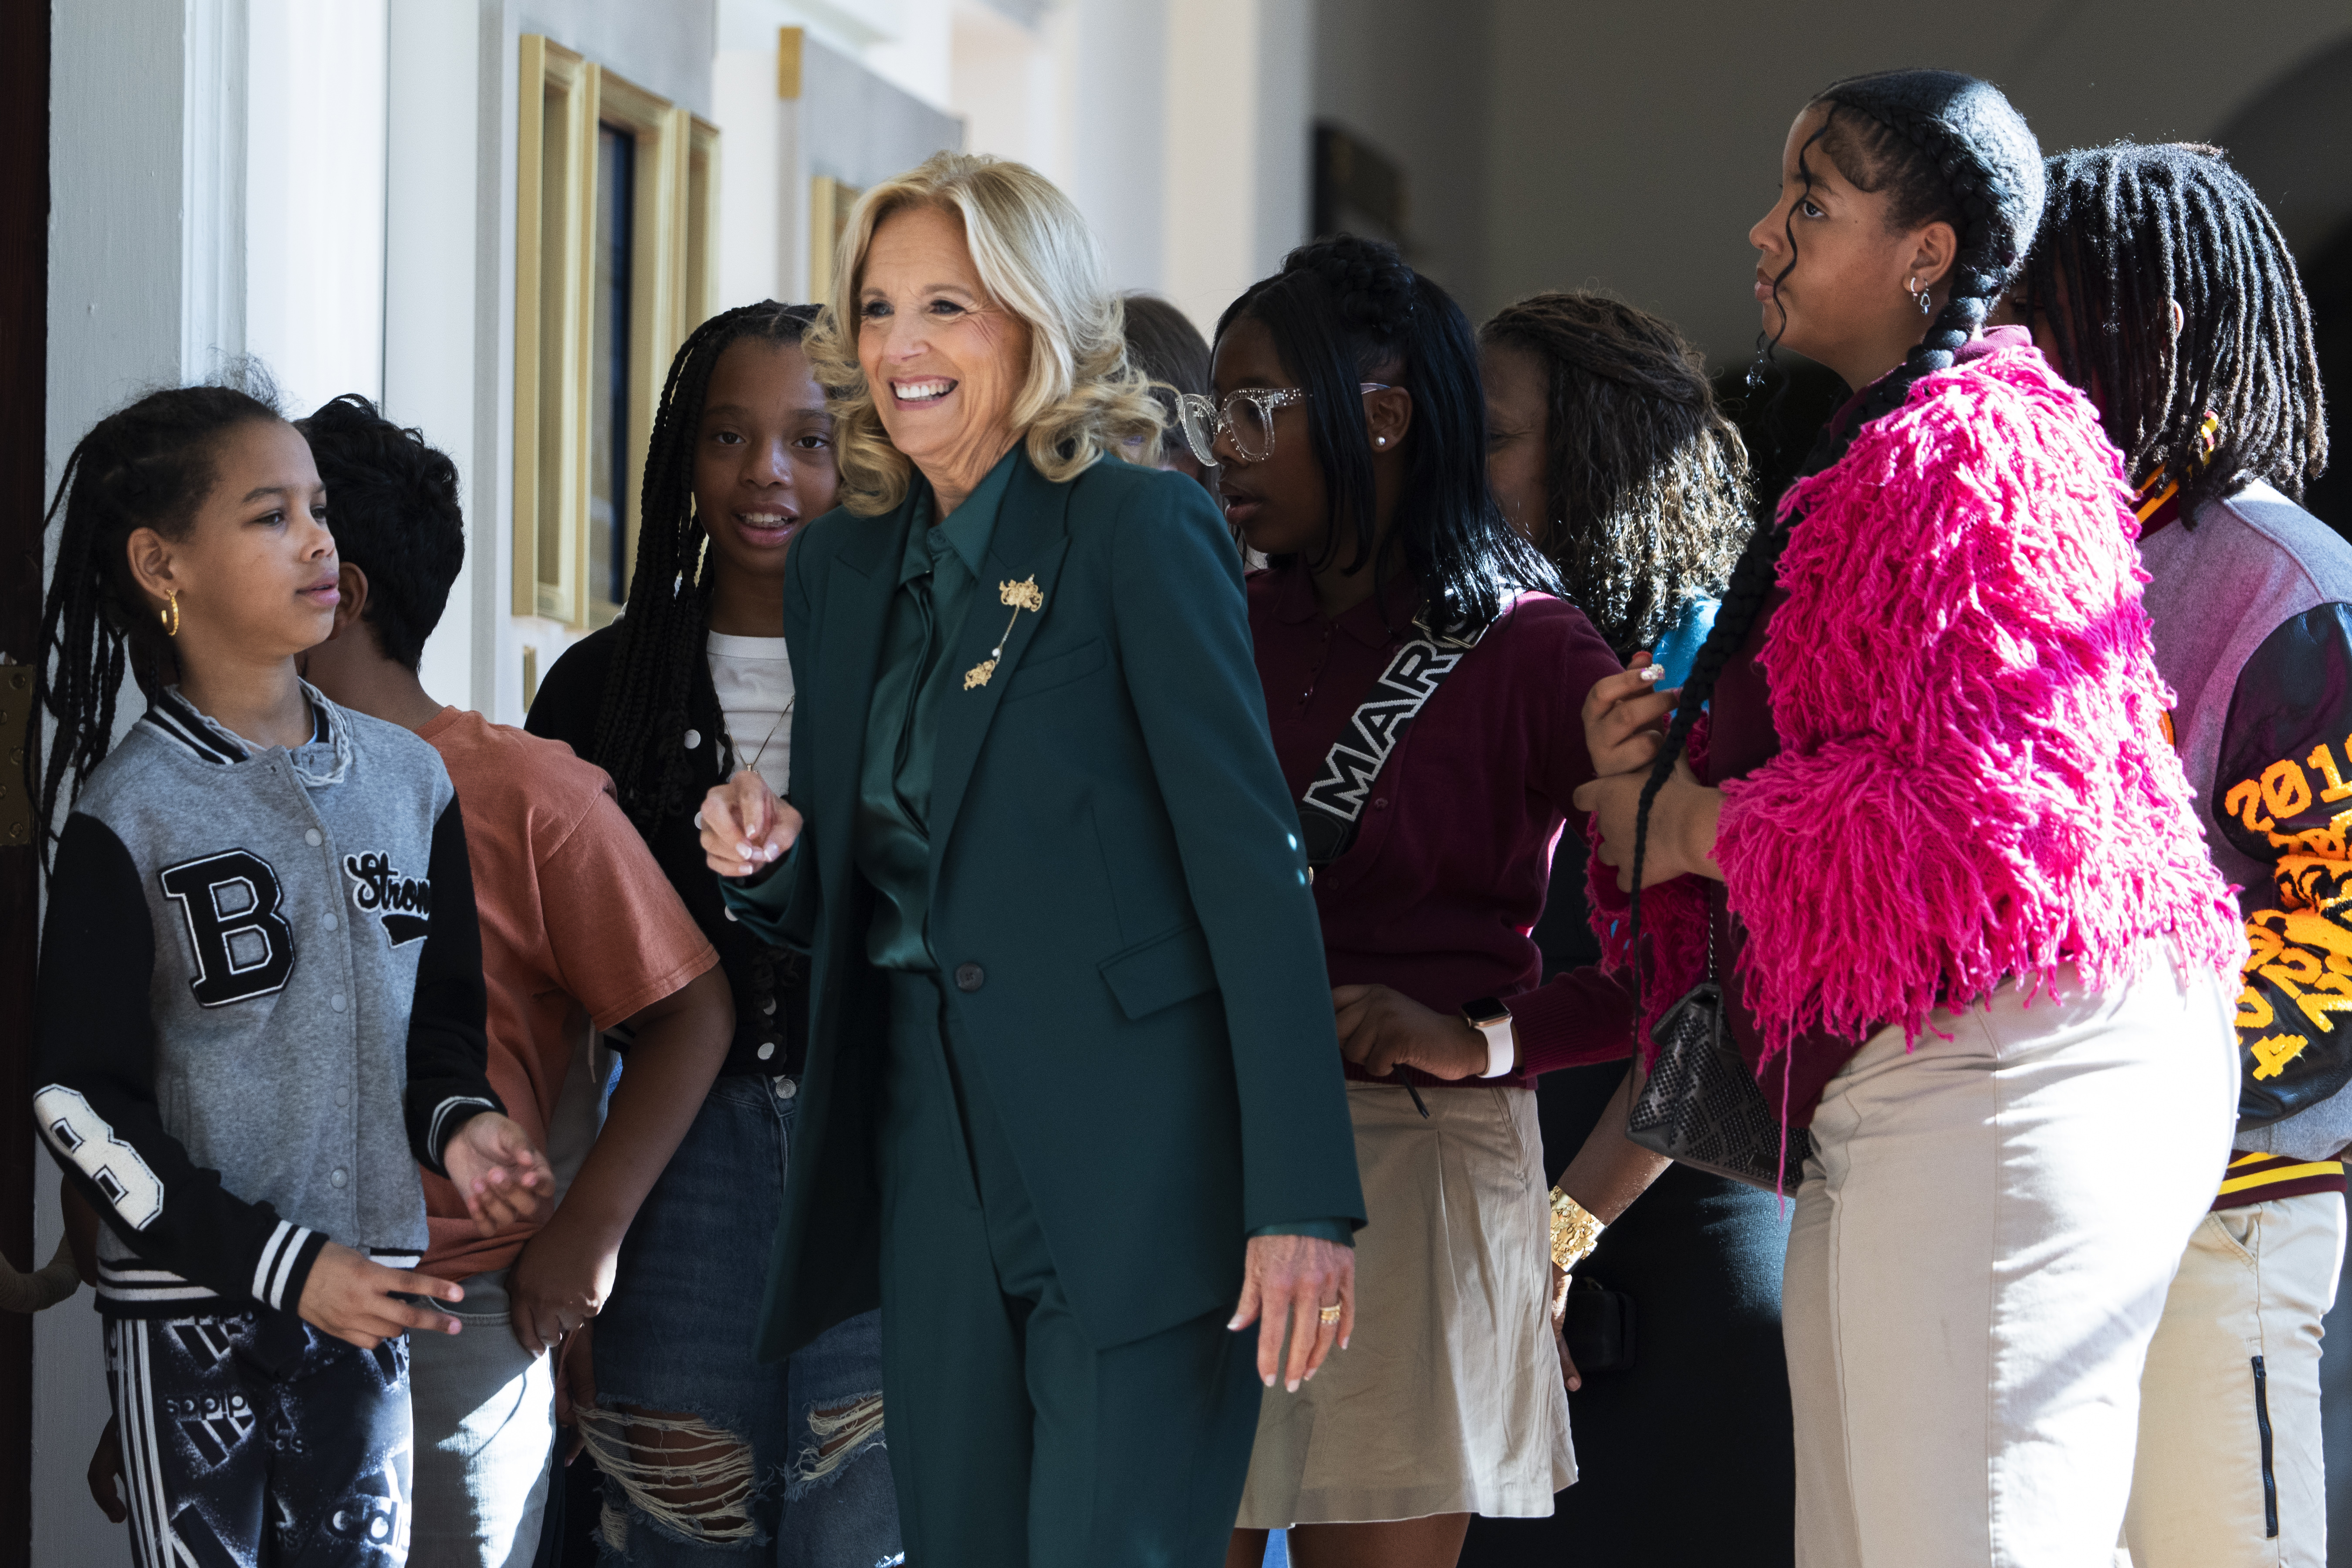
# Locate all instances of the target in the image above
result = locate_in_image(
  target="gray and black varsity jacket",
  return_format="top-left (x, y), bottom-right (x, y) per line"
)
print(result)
top-left (2141, 480), bottom-right (2352, 1177)
top-left (32, 685), bottom-right (503, 1318)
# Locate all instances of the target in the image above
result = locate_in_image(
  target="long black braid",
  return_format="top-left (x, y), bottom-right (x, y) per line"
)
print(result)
top-left (579, 300), bottom-right (819, 1053)
top-left (2020, 141), bottom-right (2326, 513)
top-left (1625, 70), bottom-right (2045, 1017)
top-left (1214, 234), bottom-right (1560, 636)
top-left (31, 381), bottom-right (284, 869)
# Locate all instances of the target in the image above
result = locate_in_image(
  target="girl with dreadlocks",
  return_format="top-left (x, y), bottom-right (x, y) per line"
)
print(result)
top-left (28, 381), bottom-right (549, 1568)
top-left (1201, 236), bottom-right (1627, 1566)
top-left (1459, 292), bottom-right (1792, 1568)
top-left (2016, 139), bottom-right (2347, 1568)
top-left (526, 303), bottom-right (903, 1562)
top-left (1572, 73), bottom-right (2243, 1566)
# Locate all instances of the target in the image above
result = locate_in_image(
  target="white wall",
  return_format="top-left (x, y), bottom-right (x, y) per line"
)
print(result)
top-left (245, 0), bottom-right (388, 417)
top-left (386, 0), bottom-right (492, 716)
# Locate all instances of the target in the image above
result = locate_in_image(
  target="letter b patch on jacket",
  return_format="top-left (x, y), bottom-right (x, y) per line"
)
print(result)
top-left (159, 850), bottom-right (295, 1007)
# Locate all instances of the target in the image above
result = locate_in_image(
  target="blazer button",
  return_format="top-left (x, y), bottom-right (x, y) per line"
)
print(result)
top-left (954, 962), bottom-right (985, 992)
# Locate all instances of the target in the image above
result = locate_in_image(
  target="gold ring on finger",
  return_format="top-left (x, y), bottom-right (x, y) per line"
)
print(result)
top-left (1318, 1304), bottom-right (1342, 1326)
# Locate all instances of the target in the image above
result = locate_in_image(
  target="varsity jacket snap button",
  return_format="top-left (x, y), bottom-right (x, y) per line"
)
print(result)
top-left (322, 913), bottom-right (337, 931)
top-left (724, 908), bottom-right (738, 923)
top-left (334, 1087), bottom-right (349, 1108)
top-left (684, 729), bottom-right (701, 750)
top-left (955, 963), bottom-right (985, 992)
top-left (329, 993), bottom-right (346, 1013)
top-left (305, 828), bottom-right (323, 847)
top-left (329, 1168), bottom-right (347, 1189)
top-left (757, 1041), bottom-right (776, 1061)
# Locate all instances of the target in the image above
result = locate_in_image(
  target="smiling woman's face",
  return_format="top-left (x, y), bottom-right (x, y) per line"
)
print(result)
top-left (856, 203), bottom-right (1033, 493)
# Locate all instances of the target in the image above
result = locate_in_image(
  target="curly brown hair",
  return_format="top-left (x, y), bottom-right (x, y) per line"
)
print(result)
top-left (1479, 291), bottom-right (1750, 656)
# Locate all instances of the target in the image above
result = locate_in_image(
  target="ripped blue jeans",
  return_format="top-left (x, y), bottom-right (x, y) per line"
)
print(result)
top-left (590, 1071), bottom-right (903, 1566)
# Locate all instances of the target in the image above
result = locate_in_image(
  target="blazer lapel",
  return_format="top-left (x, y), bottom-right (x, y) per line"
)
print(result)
top-left (927, 453), bottom-right (1074, 888)
top-left (808, 497), bottom-right (916, 894)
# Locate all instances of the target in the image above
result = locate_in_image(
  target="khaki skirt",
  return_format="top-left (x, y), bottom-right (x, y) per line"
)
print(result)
top-left (1237, 1080), bottom-right (1576, 1527)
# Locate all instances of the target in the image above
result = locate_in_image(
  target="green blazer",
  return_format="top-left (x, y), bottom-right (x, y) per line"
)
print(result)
top-left (728, 449), bottom-right (1365, 1359)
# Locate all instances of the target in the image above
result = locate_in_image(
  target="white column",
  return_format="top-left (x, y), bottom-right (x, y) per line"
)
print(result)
top-left (1163, 0), bottom-right (1312, 335)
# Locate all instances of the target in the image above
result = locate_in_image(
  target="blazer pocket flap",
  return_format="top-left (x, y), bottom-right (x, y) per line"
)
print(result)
top-left (1098, 921), bottom-right (1218, 1021)
top-left (1003, 638), bottom-right (1107, 703)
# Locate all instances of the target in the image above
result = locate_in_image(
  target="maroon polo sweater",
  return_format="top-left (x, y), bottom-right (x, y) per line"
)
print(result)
top-left (1249, 562), bottom-right (1638, 1090)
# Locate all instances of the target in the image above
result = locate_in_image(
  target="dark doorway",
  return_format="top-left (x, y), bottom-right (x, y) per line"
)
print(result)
top-left (2300, 217), bottom-right (2352, 540)
top-left (0, 2), bottom-right (51, 1565)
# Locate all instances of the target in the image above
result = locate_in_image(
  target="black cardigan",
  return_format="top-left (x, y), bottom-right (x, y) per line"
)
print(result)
top-left (525, 623), bottom-right (809, 1077)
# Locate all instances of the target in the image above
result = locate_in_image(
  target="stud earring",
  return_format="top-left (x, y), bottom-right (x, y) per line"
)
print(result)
top-left (159, 590), bottom-right (180, 637)
top-left (1375, 437), bottom-right (1387, 447)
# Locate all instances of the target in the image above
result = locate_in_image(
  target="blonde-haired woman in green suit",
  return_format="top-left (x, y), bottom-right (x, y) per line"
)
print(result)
top-left (699, 151), bottom-right (1365, 1568)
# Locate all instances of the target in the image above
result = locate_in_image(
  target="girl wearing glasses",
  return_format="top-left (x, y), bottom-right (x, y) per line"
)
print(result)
top-left (1203, 236), bottom-right (1630, 1568)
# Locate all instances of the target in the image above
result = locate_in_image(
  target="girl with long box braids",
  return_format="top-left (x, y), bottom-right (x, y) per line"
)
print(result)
top-left (29, 380), bottom-right (550, 1568)
top-left (1206, 236), bottom-right (1625, 1566)
top-left (1573, 72), bottom-right (2243, 1566)
top-left (2017, 141), bottom-right (2348, 1568)
top-left (526, 304), bottom-right (903, 1563)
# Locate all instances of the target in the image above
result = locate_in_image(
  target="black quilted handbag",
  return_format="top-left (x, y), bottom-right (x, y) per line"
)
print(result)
top-left (1625, 930), bottom-right (1811, 1191)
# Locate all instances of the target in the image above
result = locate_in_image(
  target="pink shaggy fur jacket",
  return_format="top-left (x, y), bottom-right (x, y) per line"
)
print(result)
top-left (1597, 338), bottom-right (2241, 1089)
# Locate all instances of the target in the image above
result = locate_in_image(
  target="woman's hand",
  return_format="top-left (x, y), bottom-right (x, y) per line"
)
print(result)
top-left (1582, 650), bottom-right (1682, 779)
top-left (698, 770), bottom-right (802, 878)
top-left (1573, 754), bottom-right (1724, 891)
top-left (1230, 1234), bottom-right (1356, 1392)
top-left (297, 1242), bottom-right (465, 1349)
top-left (1331, 985), bottom-right (1493, 1080)
top-left (443, 1113), bottom-right (555, 1237)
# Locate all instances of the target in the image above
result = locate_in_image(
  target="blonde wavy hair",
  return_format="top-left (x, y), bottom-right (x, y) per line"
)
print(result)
top-left (805, 151), bottom-right (1165, 515)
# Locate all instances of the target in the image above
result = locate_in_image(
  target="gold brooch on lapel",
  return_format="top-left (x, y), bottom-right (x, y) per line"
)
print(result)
top-left (964, 577), bottom-right (1046, 690)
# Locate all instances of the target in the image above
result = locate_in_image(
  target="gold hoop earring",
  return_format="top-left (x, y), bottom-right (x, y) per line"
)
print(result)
top-left (159, 591), bottom-right (180, 638)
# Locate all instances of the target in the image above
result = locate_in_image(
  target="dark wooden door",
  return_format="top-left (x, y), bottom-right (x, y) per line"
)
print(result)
top-left (0, 2), bottom-right (50, 1564)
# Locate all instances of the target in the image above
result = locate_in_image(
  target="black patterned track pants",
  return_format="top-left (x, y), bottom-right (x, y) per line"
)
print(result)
top-left (105, 1311), bottom-right (413, 1568)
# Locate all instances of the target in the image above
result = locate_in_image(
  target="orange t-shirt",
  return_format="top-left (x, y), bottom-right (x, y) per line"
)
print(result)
top-left (417, 708), bottom-right (717, 1279)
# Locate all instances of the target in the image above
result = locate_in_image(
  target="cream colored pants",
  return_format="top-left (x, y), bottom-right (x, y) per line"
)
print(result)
top-left (1784, 952), bottom-right (2239, 1568)
top-left (2124, 1189), bottom-right (2346, 1568)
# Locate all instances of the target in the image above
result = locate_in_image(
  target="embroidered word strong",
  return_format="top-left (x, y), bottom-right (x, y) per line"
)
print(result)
top-left (1296, 621), bottom-right (1485, 868)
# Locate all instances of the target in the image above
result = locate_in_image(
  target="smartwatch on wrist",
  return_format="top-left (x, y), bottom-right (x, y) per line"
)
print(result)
top-left (1462, 996), bottom-right (1516, 1079)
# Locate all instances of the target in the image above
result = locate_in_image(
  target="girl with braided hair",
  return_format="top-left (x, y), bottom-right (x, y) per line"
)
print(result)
top-left (29, 381), bottom-right (549, 1567)
top-left (527, 303), bottom-right (904, 1562)
top-left (1572, 72), bottom-right (2243, 1565)
top-left (1203, 236), bottom-right (1628, 1566)
top-left (2016, 139), bottom-right (2349, 1568)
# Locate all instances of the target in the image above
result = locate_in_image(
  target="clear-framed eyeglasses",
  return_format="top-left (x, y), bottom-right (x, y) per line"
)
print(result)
top-left (1175, 383), bottom-right (1392, 467)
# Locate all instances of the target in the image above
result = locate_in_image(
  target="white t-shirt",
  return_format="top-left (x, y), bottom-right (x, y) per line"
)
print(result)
top-left (706, 631), bottom-right (796, 801)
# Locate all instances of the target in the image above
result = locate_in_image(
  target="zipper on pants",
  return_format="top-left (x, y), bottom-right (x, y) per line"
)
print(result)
top-left (2253, 1354), bottom-right (2280, 1538)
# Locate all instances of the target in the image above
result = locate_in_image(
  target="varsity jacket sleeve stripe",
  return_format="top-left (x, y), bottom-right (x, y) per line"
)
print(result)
top-left (403, 796), bottom-right (504, 1177)
top-left (32, 812), bottom-right (330, 1313)
top-left (2215, 603), bottom-right (2352, 1131)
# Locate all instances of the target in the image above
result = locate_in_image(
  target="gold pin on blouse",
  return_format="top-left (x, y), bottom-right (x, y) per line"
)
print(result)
top-left (964, 577), bottom-right (1046, 690)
